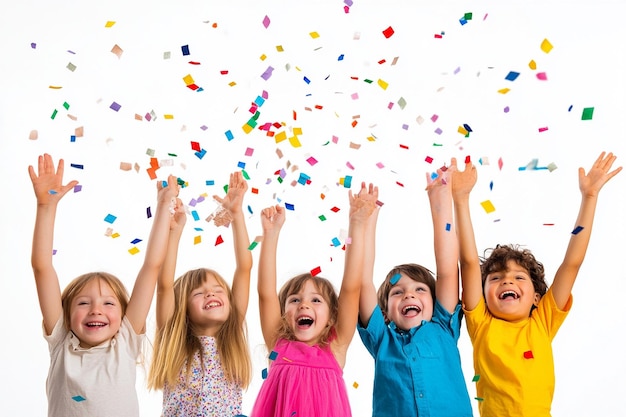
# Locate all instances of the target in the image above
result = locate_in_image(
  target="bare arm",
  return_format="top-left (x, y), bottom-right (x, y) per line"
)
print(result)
top-left (126, 175), bottom-right (180, 334)
top-left (427, 165), bottom-right (459, 313)
top-left (155, 197), bottom-right (186, 330)
top-left (336, 183), bottom-right (377, 353)
top-left (359, 184), bottom-right (380, 327)
top-left (257, 205), bottom-right (285, 350)
top-left (213, 172), bottom-right (253, 323)
top-left (28, 154), bottom-right (79, 335)
top-left (551, 152), bottom-right (622, 309)
top-left (451, 158), bottom-right (483, 311)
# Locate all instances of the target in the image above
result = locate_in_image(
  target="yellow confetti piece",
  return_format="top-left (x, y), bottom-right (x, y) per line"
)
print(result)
top-left (275, 131), bottom-right (287, 143)
top-left (48, 85), bottom-right (63, 89)
top-left (540, 38), bottom-right (553, 53)
top-left (293, 127), bottom-right (303, 135)
top-left (377, 79), bottom-right (389, 90)
top-left (128, 247), bottom-right (140, 255)
top-left (289, 136), bottom-right (302, 148)
top-left (228, 81), bottom-right (237, 87)
top-left (242, 123), bottom-right (254, 134)
top-left (164, 114), bottom-right (174, 119)
top-left (498, 88), bottom-right (511, 94)
top-left (353, 381), bottom-right (359, 389)
top-left (194, 235), bottom-right (201, 245)
top-left (366, 136), bottom-right (376, 142)
top-left (111, 232), bottom-right (120, 238)
top-left (458, 126), bottom-right (469, 135)
top-left (528, 59), bottom-right (537, 70)
top-left (309, 31), bottom-right (320, 38)
top-left (105, 21), bottom-right (116, 28)
top-left (276, 45), bottom-right (284, 52)
top-left (182, 74), bottom-right (195, 85)
top-left (481, 200), bottom-right (496, 213)
top-left (260, 54), bottom-right (267, 61)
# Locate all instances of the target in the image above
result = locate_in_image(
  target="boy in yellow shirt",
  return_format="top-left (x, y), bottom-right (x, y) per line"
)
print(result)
top-left (451, 152), bottom-right (621, 416)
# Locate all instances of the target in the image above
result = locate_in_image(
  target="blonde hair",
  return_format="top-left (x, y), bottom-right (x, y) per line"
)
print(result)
top-left (61, 272), bottom-right (129, 332)
top-left (276, 273), bottom-right (339, 347)
top-left (148, 268), bottom-right (251, 390)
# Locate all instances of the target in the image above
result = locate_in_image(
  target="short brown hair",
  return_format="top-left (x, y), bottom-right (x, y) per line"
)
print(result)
top-left (480, 244), bottom-right (548, 297)
top-left (377, 263), bottom-right (436, 323)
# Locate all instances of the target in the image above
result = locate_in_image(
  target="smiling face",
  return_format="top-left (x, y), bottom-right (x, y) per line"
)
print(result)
top-left (283, 280), bottom-right (332, 345)
top-left (69, 278), bottom-right (123, 348)
top-left (385, 274), bottom-right (434, 331)
top-left (483, 259), bottom-right (540, 322)
top-left (187, 272), bottom-right (231, 336)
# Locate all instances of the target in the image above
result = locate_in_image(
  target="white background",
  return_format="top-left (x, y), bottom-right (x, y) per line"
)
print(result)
top-left (1, 1), bottom-right (625, 416)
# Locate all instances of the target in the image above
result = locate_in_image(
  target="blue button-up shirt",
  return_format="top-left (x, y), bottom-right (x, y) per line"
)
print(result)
top-left (358, 301), bottom-right (473, 417)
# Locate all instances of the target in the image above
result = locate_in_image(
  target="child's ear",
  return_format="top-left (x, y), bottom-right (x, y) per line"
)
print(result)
top-left (533, 292), bottom-right (541, 307)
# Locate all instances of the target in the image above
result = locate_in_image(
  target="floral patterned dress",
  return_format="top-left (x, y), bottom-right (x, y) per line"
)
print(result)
top-left (162, 336), bottom-right (242, 417)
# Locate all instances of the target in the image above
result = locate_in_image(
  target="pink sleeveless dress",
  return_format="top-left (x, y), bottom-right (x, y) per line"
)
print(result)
top-left (250, 338), bottom-right (352, 417)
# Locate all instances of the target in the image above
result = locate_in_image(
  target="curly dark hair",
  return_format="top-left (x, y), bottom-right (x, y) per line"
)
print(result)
top-left (480, 244), bottom-right (548, 298)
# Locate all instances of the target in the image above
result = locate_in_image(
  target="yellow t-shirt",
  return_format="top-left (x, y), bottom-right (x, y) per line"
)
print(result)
top-left (464, 288), bottom-right (572, 417)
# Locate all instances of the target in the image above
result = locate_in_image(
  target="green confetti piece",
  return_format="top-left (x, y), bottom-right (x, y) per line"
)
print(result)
top-left (318, 214), bottom-right (326, 221)
top-left (475, 397), bottom-right (484, 402)
top-left (63, 101), bottom-right (70, 110)
top-left (51, 109), bottom-right (58, 119)
top-left (464, 12), bottom-right (473, 20)
top-left (472, 374), bottom-right (480, 382)
top-left (581, 107), bottom-right (594, 120)
top-left (242, 169), bottom-right (250, 180)
top-left (363, 79), bottom-right (373, 84)
top-left (248, 241), bottom-right (258, 250)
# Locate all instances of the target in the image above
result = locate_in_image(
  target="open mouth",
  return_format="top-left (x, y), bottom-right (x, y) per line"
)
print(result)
top-left (402, 305), bottom-right (421, 317)
top-left (85, 322), bottom-right (107, 328)
top-left (499, 290), bottom-right (519, 300)
top-left (204, 300), bottom-right (223, 309)
top-left (296, 316), bottom-right (314, 328)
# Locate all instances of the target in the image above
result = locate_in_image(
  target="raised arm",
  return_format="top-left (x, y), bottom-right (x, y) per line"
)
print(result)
top-left (426, 164), bottom-right (459, 313)
top-left (126, 175), bottom-right (180, 334)
top-left (155, 196), bottom-right (186, 330)
top-left (213, 171), bottom-right (253, 323)
top-left (450, 158), bottom-right (483, 311)
top-left (28, 154), bottom-right (79, 335)
top-left (359, 184), bottom-right (380, 327)
top-left (257, 205), bottom-right (286, 349)
top-left (551, 152), bottom-right (622, 309)
top-left (336, 183), bottom-right (377, 354)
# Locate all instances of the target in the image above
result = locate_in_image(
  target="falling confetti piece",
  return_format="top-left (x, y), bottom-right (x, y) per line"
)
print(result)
top-left (505, 71), bottom-right (520, 81)
top-left (382, 26), bottom-right (395, 38)
top-left (310, 266), bottom-right (322, 276)
top-left (581, 107), bottom-right (594, 120)
top-left (72, 396), bottom-right (86, 402)
top-left (523, 350), bottom-right (534, 359)
top-left (104, 214), bottom-right (117, 224)
top-left (390, 273), bottom-right (401, 285)
top-left (262, 15), bottom-right (270, 28)
top-left (472, 375), bottom-right (480, 382)
top-left (540, 38), bottom-right (553, 53)
top-left (480, 200), bottom-right (496, 213)
top-left (128, 247), bottom-right (140, 255)
top-left (571, 225), bottom-right (584, 235)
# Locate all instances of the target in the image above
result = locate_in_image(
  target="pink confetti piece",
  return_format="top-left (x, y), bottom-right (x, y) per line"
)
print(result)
top-left (536, 72), bottom-right (548, 80)
top-left (262, 15), bottom-right (270, 28)
top-left (538, 127), bottom-right (549, 132)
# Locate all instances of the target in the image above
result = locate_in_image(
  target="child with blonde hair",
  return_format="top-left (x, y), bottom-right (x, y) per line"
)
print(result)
top-left (452, 151), bottom-right (621, 416)
top-left (250, 182), bottom-right (378, 417)
top-left (148, 171), bottom-right (253, 417)
top-left (29, 153), bottom-right (179, 417)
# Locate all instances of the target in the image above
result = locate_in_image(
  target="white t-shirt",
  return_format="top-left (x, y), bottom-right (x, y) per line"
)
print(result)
top-left (44, 315), bottom-right (144, 417)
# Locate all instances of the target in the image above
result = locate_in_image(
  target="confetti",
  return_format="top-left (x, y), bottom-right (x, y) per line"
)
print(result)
top-left (540, 38), bottom-right (553, 53)
top-left (382, 26), bottom-right (395, 38)
top-left (310, 266), bottom-right (322, 276)
top-left (390, 273), bottom-right (401, 285)
top-left (480, 200), bottom-right (495, 213)
top-left (581, 107), bottom-right (594, 120)
top-left (571, 225), bottom-right (584, 235)
top-left (262, 15), bottom-right (270, 28)
top-left (104, 214), bottom-right (117, 224)
top-left (523, 350), bottom-right (534, 359)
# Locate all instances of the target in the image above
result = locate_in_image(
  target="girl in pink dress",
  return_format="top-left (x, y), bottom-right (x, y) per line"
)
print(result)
top-left (251, 183), bottom-right (378, 417)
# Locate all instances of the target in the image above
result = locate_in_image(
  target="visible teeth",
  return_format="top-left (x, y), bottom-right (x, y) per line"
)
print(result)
top-left (86, 322), bottom-right (105, 327)
top-left (500, 291), bottom-right (518, 299)
top-left (205, 301), bottom-right (221, 308)
top-left (297, 316), bottom-right (314, 326)
top-left (402, 305), bottom-right (421, 315)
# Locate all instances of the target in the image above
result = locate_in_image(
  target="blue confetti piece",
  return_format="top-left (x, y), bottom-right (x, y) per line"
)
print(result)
top-left (130, 238), bottom-right (142, 244)
top-left (70, 163), bottom-right (83, 169)
top-left (489, 181), bottom-right (494, 191)
top-left (238, 161), bottom-right (246, 169)
top-left (72, 395), bottom-right (86, 402)
top-left (338, 54), bottom-right (344, 61)
top-left (262, 368), bottom-right (268, 379)
top-left (390, 273), bottom-right (401, 285)
top-left (247, 205), bottom-right (253, 215)
top-left (146, 206), bottom-right (152, 218)
top-left (195, 149), bottom-right (207, 159)
top-left (48, 190), bottom-right (58, 195)
top-left (331, 237), bottom-right (341, 247)
top-left (505, 71), bottom-right (520, 81)
top-left (285, 203), bottom-right (295, 211)
top-left (463, 123), bottom-right (473, 132)
top-left (269, 350), bottom-right (278, 360)
top-left (571, 225), bottom-right (584, 235)
top-left (206, 180), bottom-right (215, 186)
top-left (162, 180), bottom-right (168, 187)
top-left (445, 223), bottom-right (451, 232)
top-left (343, 175), bottom-right (352, 188)
top-left (70, 135), bottom-right (76, 142)
top-left (568, 104), bottom-right (573, 112)
top-left (181, 44), bottom-right (190, 56)
top-left (254, 96), bottom-right (266, 107)
top-left (225, 130), bottom-right (234, 141)
top-left (430, 172), bottom-right (438, 180)
top-left (459, 17), bottom-right (468, 25)
top-left (104, 214), bottom-right (117, 224)
top-left (191, 210), bottom-right (200, 221)
top-left (303, 76), bottom-right (311, 84)
top-left (298, 173), bottom-right (311, 185)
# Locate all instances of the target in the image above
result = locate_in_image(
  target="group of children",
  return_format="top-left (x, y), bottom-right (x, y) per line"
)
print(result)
top-left (29, 151), bottom-right (621, 417)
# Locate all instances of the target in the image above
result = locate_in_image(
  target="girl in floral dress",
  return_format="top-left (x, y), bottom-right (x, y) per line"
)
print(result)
top-left (148, 171), bottom-right (253, 417)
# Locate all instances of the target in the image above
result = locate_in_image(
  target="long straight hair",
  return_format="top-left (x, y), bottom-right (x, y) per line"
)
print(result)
top-left (148, 268), bottom-right (251, 390)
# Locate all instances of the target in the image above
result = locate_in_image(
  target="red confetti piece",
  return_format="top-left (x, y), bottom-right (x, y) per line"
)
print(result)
top-left (191, 141), bottom-right (201, 151)
top-left (310, 266), bottom-right (322, 276)
top-left (523, 350), bottom-right (534, 359)
top-left (382, 26), bottom-right (395, 38)
top-left (465, 155), bottom-right (471, 164)
top-left (188, 61), bottom-right (201, 65)
top-left (399, 144), bottom-right (409, 149)
top-left (330, 206), bottom-right (340, 213)
top-left (425, 156), bottom-right (434, 163)
top-left (220, 70), bottom-right (229, 75)
top-left (215, 235), bottom-right (224, 246)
